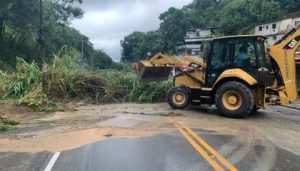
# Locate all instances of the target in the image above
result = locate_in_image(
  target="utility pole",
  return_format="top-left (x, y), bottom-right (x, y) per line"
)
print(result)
top-left (39, 0), bottom-right (44, 62)
top-left (81, 37), bottom-right (84, 59)
top-left (0, 13), bottom-right (4, 38)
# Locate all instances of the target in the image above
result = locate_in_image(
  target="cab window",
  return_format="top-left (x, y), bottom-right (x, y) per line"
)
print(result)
top-left (206, 40), bottom-right (231, 85)
top-left (199, 41), bottom-right (210, 62)
top-left (233, 41), bottom-right (256, 68)
top-left (211, 41), bottom-right (230, 69)
top-left (229, 39), bottom-right (257, 77)
top-left (257, 40), bottom-right (267, 68)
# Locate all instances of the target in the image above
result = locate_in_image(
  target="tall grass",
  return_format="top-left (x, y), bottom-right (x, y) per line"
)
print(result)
top-left (0, 46), bottom-right (80, 110)
top-left (0, 58), bottom-right (40, 99)
top-left (96, 71), bottom-right (171, 103)
top-left (0, 46), bottom-right (172, 111)
top-left (42, 46), bottom-right (80, 98)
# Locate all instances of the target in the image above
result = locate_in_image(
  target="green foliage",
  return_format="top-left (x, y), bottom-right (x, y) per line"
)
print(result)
top-left (0, 46), bottom-right (172, 112)
top-left (0, 47), bottom-right (79, 111)
top-left (122, 0), bottom-right (300, 59)
top-left (121, 31), bottom-right (164, 62)
top-left (0, 58), bottom-right (41, 99)
top-left (38, 101), bottom-right (70, 112)
top-left (159, 8), bottom-right (190, 52)
top-left (42, 46), bottom-right (80, 98)
top-left (249, 0), bottom-right (281, 22)
top-left (70, 69), bottom-right (171, 104)
top-left (0, 123), bottom-right (16, 131)
top-left (93, 70), bottom-right (172, 103)
top-left (278, 0), bottom-right (300, 12)
top-left (91, 50), bottom-right (114, 69)
top-left (217, 0), bottom-right (253, 34)
top-left (0, 117), bottom-right (18, 131)
top-left (0, 0), bottom-right (115, 69)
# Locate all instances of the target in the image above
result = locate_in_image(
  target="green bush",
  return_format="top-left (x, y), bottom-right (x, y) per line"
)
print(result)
top-left (0, 117), bottom-right (19, 131)
top-left (0, 47), bottom-right (172, 111)
top-left (0, 58), bottom-right (41, 99)
top-left (86, 70), bottom-right (172, 103)
top-left (42, 46), bottom-right (80, 98)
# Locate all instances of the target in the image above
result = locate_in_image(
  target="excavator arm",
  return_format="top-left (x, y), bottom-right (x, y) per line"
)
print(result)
top-left (132, 52), bottom-right (205, 82)
top-left (268, 23), bottom-right (300, 104)
top-left (131, 53), bottom-right (175, 82)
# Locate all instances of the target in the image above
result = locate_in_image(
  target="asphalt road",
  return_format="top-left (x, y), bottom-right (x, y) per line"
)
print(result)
top-left (0, 105), bottom-right (299, 171)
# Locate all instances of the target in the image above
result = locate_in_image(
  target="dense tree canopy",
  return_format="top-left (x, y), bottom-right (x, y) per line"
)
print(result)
top-left (158, 7), bottom-right (190, 52)
top-left (0, 0), bottom-right (114, 70)
top-left (91, 50), bottom-right (113, 69)
top-left (121, 0), bottom-right (300, 62)
top-left (121, 31), bottom-right (164, 62)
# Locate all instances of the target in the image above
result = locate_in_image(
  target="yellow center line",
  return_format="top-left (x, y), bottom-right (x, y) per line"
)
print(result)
top-left (177, 122), bottom-right (238, 171)
top-left (178, 128), bottom-right (225, 171)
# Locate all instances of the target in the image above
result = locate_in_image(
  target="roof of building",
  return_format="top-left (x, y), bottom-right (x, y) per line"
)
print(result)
top-left (210, 35), bottom-right (267, 41)
top-left (177, 35), bottom-right (267, 44)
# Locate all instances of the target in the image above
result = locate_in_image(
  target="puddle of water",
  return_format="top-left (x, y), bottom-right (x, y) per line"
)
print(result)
top-left (97, 116), bottom-right (144, 128)
top-left (0, 125), bottom-right (55, 135)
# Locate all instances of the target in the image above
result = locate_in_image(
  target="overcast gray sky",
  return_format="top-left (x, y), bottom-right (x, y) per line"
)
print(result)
top-left (71, 0), bottom-right (192, 61)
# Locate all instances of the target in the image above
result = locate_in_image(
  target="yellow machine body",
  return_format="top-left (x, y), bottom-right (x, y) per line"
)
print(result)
top-left (133, 24), bottom-right (300, 117)
top-left (268, 26), bottom-right (300, 104)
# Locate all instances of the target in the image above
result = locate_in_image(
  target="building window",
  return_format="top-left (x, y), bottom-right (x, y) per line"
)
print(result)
top-left (259, 26), bottom-right (262, 31)
top-left (272, 23), bottom-right (276, 29)
top-left (273, 35), bottom-right (277, 41)
top-left (266, 25), bottom-right (268, 30)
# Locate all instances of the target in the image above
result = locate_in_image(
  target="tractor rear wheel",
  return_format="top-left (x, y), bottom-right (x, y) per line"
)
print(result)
top-left (168, 87), bottom-right (190, 109)
top-left (215, 81), bottom-right (254, 118)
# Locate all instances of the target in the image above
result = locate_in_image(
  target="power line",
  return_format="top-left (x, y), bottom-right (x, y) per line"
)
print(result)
top-left (1, 10), bottom-right (56, 40)
top-left (0, 2), bottom-right (45, 61)
top-left (0, 11), bottom-right (41, 28)
top-left (0, 5), bottom-right (45, 62)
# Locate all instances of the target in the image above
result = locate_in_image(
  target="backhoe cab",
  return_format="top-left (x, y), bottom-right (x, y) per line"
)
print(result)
top-left (133, 24), bottom-right (300, 118)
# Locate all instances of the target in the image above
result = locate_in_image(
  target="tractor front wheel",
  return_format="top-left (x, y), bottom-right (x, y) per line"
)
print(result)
top-left (168, 87), bottom-right (191, 109)
top-left (215, 81), bottom-right (254, 118)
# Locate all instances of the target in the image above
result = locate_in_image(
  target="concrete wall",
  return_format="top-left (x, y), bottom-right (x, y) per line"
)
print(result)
top-left (255, 22), bottom-right (279, 36)
top-left (266, 34), bottom-right (284, 45)
top-left (255, 17), bottom-right (300, 45)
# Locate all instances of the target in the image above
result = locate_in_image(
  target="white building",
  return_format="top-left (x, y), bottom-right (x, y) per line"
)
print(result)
top-left (185, 29), bottom-right (212, 39)
top-left (255, 17), bottom-right (300, 45)
top-left (176, 28), bottom-right (212, 56)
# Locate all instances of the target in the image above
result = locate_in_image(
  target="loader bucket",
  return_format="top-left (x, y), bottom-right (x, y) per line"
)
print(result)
top-left (132, 61), bottom-right (172, 82)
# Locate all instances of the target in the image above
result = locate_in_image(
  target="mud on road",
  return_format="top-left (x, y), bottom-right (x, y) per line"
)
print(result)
top-left (0, 102), bottom-right (299, 156)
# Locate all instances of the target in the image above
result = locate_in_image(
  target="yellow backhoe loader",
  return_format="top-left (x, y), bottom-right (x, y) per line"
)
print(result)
top-left (132, 24), bottom-right (300, 118)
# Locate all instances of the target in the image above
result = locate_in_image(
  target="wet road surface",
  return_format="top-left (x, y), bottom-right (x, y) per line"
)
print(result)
top-left (1, 130), bottom-right (299, 171)
top-left (0, 105), bottom-right (299, 171)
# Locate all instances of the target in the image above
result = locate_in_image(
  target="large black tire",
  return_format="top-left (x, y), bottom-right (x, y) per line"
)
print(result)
top-left (168, 87), bottom-right (191, 109)
top-left (215, 81), bottom-right (254, 118)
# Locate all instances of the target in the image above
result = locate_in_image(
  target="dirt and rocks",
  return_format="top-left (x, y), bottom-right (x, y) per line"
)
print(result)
top-left (0, 101), bottom-right (299, 156)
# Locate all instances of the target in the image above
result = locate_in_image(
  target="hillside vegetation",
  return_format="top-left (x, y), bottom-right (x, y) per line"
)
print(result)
top-left (0, 0), bottom-right (116, 70)
top-left (0, 47), bottom-right (171, 112)
top-left (121, 0), bottom-right (300, 62)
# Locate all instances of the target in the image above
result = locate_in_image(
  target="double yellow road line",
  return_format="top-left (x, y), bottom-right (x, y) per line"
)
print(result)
top-left (177, 122), bottom-right (238, 171)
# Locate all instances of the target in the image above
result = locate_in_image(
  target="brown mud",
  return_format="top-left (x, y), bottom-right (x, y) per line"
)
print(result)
top-left (0, 102), bottom-right (299, 155)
